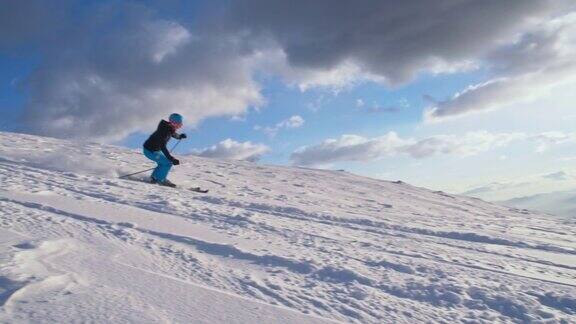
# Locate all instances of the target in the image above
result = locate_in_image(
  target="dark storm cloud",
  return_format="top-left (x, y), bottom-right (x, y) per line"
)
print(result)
top-left (0, 0), bottom-right (70, 51)
top-left (224, 0), bottom-right (574, 119)
top-left (3, 1), bottom-right (262, 141)
top-left (225, 0), bottom-right (565, 84)
top-left (1, 0), bottom-right (573, 140)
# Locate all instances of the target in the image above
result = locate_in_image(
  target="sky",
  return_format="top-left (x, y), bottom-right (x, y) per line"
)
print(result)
top-left (1, 0), bottom-right (576, 203)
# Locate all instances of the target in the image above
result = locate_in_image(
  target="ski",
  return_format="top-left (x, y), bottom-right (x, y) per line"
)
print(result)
top-left (189, 187), bottom-right (209, 193)
top-left (121, 177), bottom-right (209, 193)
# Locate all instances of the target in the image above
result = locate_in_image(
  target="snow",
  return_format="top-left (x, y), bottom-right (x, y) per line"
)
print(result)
top-left (0, 131), bottom-right (575, 323)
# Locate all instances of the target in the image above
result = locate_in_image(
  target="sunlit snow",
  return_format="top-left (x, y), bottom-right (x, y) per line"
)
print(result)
top-left (0, 132), bottom-right (574, 323)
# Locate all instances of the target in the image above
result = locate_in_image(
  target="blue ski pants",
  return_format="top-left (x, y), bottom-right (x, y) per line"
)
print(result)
top-left (143, 148), bottom-right (172, 182)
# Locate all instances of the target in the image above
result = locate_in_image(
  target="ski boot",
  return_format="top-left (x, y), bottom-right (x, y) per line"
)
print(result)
top-left (159, 179), bottom-right (177, 188)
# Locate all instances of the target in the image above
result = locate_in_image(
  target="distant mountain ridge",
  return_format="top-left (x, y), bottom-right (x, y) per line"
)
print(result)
top-left (501, 189), bottom-right (576, 219)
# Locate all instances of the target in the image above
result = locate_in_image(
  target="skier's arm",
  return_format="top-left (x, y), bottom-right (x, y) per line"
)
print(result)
top-left (161, 145), bottom-right (174, 161)
top-left (172, 133), bottom-right (187, 140)
top-left (162, 126), bottom-right (176, 160)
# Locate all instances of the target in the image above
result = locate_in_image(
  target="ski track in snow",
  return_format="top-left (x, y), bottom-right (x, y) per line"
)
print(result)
top-left (0, 132), bottom-right (575, 323)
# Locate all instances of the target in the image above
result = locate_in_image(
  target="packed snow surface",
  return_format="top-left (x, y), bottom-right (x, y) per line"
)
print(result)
top-left (0, 131), bottom-right (575, 323)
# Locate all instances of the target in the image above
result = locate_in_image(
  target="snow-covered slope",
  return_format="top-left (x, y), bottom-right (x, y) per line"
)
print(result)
top-left (0, 131), bottom-right (575, 323)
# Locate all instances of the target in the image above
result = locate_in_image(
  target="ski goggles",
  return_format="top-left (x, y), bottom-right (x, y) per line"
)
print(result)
top-left (170, 121), bottom-right (183, 129)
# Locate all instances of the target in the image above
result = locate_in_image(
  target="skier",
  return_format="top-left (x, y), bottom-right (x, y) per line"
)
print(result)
top-left (143, 113), bottom-right (187, 187)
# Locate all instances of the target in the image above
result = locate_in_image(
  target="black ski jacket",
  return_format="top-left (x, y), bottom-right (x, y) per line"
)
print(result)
top-left (143, 120), bottom-right (182, 160)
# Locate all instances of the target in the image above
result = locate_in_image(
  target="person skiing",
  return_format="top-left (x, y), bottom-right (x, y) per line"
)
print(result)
top-left (143, 113), bottom-right (187, 187)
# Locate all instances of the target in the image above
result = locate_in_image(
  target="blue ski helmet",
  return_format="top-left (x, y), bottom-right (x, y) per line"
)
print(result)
top-left (169, 113), bottom-right (183, 124)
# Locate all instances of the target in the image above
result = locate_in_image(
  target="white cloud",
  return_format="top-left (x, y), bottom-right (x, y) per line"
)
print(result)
top-left (281, 115), bottom-right (305, 128)
top-left (253, 49), bottom-right (383, 92)
top-left (305, 94), bottom-right (327, 112)
top-left (291, 61), bottom-right (382, 92)
top-left (403, 131), bottom-right (524, 158)
top-left (542, 171), bottom-right (571, 181)
top-left (291, 130), bottom-right (576, 166)
top-left (255, 115), bottom-right (304, 137)
top-left (529, 131), bottom-right (576, 153)
top-left (461, 169), bottom-right (576, 202)
top-left (192, 139), bottom-right (269, 162)
top-left (356, 98), bottom-right (410, 114)
top-left (15, 4), bottom-right (264, 141)
top-left (290, 133), bottom-right (408, 166)
top-left (147, 21), bottom-right (192, 63)
top-left (427, 12), bottom-right (576, 120)
top-left (462, 181), bottom-right (532, 196)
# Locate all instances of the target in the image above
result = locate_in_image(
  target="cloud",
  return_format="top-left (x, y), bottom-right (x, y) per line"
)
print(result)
top-left (427, 12), bottom-right (576, 120)
top-left (192, 139), bottom-right (269, 162)
top-left (255, 115), bottom-right (304, 137)
top-left (290, 131), bottom-right (525, 166)
top-left (464, 171), bottom-right (576, 205)
top-left (3, 1), bottom-right (573, 141)
top-left (305, 95), bottom-right (327, 112)
top-left (0, 0), bottom-right (70, 52)
top-left (403, 132), bottom-right (524, 158)
top-left (358, 98), bottom-right (410, 114)
top-left (462, 181), bottom-right (532, 196)
top-left (9, 2), bottom-right (263, 141)
top-left (542, 171), bottom-right (570, 181)
top-left (292, 129), bottom-right (576, 166)
top-left (279, 115), bottom-right (305, 129)
top-left (529, 131), bottom-right (576, 153)
top-left (225, 0), bottom-right (567, 88)
top-left (291, 133), bottom-right (408, 166)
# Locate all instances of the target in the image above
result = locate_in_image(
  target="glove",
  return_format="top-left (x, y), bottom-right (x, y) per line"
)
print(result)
top-left (171, 158), bottom-right (180, 166)
top-left (179, 133), bottom-right (187, 139)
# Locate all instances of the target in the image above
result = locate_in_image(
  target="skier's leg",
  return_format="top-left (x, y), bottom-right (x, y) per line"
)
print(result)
top-left (143, 148), bottom-right (170, 181)
top-left (152, 167), bottom-right (161, 181)
top-left (154, 154), bottom-right (172, 182)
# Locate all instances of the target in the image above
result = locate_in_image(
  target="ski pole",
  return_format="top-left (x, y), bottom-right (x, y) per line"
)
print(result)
top-left (119, 139), bottom-right (182, 179)
top-left (119, 167), bottom-right (156, 179)
top-left (170, 139), bottom-right (181, 153)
